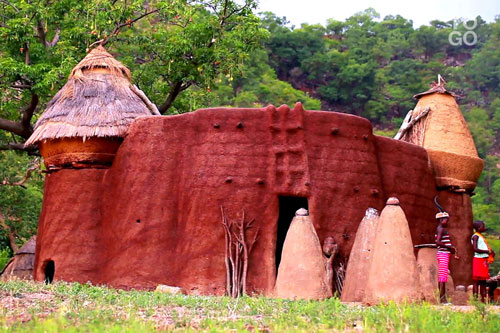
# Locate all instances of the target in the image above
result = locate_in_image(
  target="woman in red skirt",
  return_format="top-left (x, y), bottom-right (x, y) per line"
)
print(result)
top-left (471, 220), bottom-right (495, 302)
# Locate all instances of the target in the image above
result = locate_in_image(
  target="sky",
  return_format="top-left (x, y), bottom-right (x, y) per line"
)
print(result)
top-left (256, 0), bottom-right (500, 28)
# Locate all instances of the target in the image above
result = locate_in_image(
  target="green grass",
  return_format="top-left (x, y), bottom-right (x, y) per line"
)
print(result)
top-left (0, 281), bottom-right (499, 332)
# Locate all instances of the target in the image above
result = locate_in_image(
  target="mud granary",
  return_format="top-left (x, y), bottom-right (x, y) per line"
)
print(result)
top-left (28, 48), bottom-right (481, 295)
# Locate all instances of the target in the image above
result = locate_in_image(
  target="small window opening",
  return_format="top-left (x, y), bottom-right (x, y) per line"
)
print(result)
top-left (44, 260), bottom-right (55, 284)
top-left (275, 196), bottom-right (309, 274)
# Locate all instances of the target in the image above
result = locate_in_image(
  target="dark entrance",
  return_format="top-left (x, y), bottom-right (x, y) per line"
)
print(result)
top-left (44, 260), bottom-right (55, 284)
top-left (275, 196), bottom-right (309, 273)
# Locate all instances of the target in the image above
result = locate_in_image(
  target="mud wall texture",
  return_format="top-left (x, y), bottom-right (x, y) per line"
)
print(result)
top-left (33, 104), bottom-right (474, 293)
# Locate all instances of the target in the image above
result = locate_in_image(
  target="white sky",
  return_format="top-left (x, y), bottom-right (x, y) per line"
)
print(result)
top-left (257, 0), bottom-right (500, 28)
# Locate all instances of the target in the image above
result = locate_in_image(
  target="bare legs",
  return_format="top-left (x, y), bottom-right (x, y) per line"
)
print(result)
top-left (473, 280), bottom-right (487, 302)
top-left (439, 282), bottom-right (447, 303)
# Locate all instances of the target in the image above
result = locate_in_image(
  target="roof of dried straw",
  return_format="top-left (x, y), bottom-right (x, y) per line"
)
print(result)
top-left (413, 80), bottom-right (453, 99)
top-left (25, 46), bottom-right (154, 145)
top-left (16, 236), bottom-right (37, 255)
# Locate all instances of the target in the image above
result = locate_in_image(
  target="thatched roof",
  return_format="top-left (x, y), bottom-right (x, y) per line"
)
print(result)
top-left (0, 236), bottom-right (36, 278)
top-left (413, 75), bottom-right (454, 99)
top-left (16, 235), bottom-right (36, 255)
top-left (25, 46), bottom-right (156, 145)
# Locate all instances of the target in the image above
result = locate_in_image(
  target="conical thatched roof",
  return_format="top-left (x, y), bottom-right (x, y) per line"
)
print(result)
top-left (25, 46), bottom-right (155, 145)
top-left (413, 75), bottom-right (453, 99)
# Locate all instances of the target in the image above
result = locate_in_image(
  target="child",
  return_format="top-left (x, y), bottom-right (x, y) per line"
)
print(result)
top-left (471, 220), bottom-right (495, 302)
top-left (435, 211), bottom-right (458, 304)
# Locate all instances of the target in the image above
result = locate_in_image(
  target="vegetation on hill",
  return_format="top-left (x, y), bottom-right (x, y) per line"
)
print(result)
top-left (0, 2), bottom-right (499, 264)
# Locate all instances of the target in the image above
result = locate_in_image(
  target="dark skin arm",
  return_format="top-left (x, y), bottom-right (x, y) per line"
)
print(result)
top-left (472, 235), bottom-right (493, 254)
top-left (436, 226), bottom-right (456, 254)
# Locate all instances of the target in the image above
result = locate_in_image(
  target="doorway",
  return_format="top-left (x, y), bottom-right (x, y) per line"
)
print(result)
top-left (44, 260), bottom-right (55, 284)
top-left (275, 196), bottom-right (309, 273)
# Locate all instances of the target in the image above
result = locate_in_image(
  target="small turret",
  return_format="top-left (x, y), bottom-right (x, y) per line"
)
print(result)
top-left (25, 46), bottom-right (156, 169)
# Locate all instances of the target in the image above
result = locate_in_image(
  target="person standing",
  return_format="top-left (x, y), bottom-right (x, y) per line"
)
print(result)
top-left (435, 210), bottom-right (458, 304)
top-left (471, 220), bottom-right (495, 302)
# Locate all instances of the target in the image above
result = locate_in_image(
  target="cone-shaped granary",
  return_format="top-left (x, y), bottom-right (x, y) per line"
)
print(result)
top-left (341, 208), bottom-right (379, 302)
top-left (364, 198), bottom-right (422, 303)
top-left (25, 46), bottom-right (155, 168)
top-left (275, 208), bottom-right (330, 300)
top-left (416, 247), bottom-right (439, 303)
top-left (402, 77), bottom-right (483, 191)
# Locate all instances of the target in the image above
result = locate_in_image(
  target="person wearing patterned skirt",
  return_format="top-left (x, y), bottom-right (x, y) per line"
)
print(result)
top-left (435, 211), bottom-right (458, 304)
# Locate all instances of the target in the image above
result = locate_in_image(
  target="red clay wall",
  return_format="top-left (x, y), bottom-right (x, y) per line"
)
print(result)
top-left (33, 104), bottom-right (474, 293)
top-left (34, 169), bottom-right (105, 283)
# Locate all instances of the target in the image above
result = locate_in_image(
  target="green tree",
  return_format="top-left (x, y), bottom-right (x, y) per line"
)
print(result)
top-left (0, 151), bottom-right (43, 253)
top-left (0, 0), bottom-right (268, 152)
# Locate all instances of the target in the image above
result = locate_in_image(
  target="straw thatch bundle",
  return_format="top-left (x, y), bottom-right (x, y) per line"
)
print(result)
top-left (25, 46), bottom-right (156, 146)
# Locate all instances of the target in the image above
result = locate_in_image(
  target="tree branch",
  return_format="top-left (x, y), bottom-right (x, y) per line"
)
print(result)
top-left (158, 81), bottom-right (184, 114)
top-left (37, 20), bottom-right (61, 47)
top-left (47, 28), bottom-right (61, 47)
top-left (1, 158), bottom-right (40, 188)
top-left (0, 142), bottom-right (38, 154)
top-left (0, 0), bottom-right (19, 13)
top-left (0, 210), bottom-right (19, 253)
top-left (36, 20), bottom-right (47, 46)
top-left (21, 93), bottom-right (38, 134)
top-left (0, 92), bottom-right (38, 139)
top-left (130, 84), bottom-right (160, 115)
top-left (101, 9), bottom-right (159, 46)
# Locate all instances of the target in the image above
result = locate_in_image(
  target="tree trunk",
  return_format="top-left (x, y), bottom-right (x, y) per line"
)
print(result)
top-left (158, 81), bottom-right (184, 114)
top-left (0, 210), bottom-right (19, 253)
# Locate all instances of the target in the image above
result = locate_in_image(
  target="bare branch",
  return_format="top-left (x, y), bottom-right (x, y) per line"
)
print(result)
top-left (0, 210), bottom-right (20, 253)
top-left (0, 92), bottom-right (38, 139)
top-left (102, 9), bottom-right (159, 46)
top-left (0, 0), bottom-right (19, 13)
top-left (47, 28), bottom-right (61, 47)
top-left (36, 20), bottom-right (47, 46)
top-left (0, 118), bottom-right (26, 137)
top-left (130, 84), bottom-right (160, 115)
top-left (158, 81), bottom-right (184, 114)
top-left (0, 142), bottom-right (39, 154)
top-left (1, 158), bottom-right (40, 188)
top-left (10, 84), bottom-right (32, 89)
top-left (24, 43), bottom-right (29, 65)
top-left (20, 93), bottom-right (38, 134)
top-left (37, 20), bottom-right (61, 47)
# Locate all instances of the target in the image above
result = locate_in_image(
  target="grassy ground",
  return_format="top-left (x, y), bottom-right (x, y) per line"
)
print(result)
top-left (1, 281), bottom-right (499, 332)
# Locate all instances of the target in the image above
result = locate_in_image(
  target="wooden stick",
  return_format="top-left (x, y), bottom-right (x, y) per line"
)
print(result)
top-left (240, 212), bottom-right (249, 296)
top-left (130, 84), bottom-right (161, 115)
top-left (221, 206), bottom-right (232, 296)
top-left (394, 107), bottom-right (430, 140)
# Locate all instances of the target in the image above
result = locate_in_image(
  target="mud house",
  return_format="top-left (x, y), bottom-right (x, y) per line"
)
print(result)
top-left (26, 47), bottom-right (482, 295)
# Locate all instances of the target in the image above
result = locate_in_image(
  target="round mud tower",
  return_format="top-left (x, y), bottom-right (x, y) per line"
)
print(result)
top-left (275, 209), bottom-right (330, 300)
top-left (365, 198), bottom-right (422, 303)
top-left (341, 208), bottom-right (379, 302)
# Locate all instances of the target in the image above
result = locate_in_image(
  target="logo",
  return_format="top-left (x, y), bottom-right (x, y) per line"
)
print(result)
top-left (448, 19), bottom-right (478, 46)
